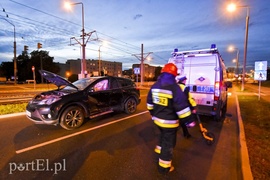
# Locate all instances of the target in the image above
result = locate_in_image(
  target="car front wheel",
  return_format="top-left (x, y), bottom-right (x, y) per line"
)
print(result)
top-left (124, 98), bottom-right (137, 114)
top-left (60, 106), bottom-right (84, 130)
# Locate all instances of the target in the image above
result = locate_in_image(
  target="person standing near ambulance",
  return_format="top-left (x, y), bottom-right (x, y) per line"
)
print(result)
top-left (177, 75), bottom-right (197, 138)
top-left (147, 63), bottom-right (192, 174)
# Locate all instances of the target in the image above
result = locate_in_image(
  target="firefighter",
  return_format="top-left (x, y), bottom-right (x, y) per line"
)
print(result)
top-left (177, 75), bottom-right (197, 138)
top-left (147, 63), bottom-right (192, 174)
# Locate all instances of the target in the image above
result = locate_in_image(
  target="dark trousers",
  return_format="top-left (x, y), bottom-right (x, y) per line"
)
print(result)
top-left (156, 126), bottom-right (178, 174)
top-left (180, 123), bottom-right (189, 136)
top-left (180, 115), bottom-right (194, 136)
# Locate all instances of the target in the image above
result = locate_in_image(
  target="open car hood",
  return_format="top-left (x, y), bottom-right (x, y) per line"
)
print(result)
top-left (39, 70), bottom-right (78, 90)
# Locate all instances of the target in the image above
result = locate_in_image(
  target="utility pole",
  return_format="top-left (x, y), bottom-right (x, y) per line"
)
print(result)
top-left (70, 30), bottom-right (98, 78)
top-left (37, 42), bottom-right (43, 83)
top-left (132, 44), bottom-right (152, 86)
top-left (13, 29), bottom-right (17, 84)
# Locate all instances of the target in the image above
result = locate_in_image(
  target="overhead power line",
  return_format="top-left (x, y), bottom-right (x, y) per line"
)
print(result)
top-left (2, 0), bottom-right (167, 67)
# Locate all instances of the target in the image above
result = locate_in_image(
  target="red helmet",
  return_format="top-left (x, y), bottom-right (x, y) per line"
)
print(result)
top-left (161, 63), bottom-right (178, 76)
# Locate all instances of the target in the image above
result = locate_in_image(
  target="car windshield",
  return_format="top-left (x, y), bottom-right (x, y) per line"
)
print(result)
top-left (63, 77), bottom-right (98, 90)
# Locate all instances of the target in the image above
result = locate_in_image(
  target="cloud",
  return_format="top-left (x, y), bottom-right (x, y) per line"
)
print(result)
top-left (1, 0), bottom-right (270, 70)
top-left (133, 14), bottom-right (142, 20)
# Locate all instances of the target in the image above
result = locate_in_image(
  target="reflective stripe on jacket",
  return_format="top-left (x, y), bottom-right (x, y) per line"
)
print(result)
top-left (152, 116), bottom-right (179, 128)
top-left (147, 73), bottom-right (191, 128)
top-left (179, 83), bottom-right (197, 109)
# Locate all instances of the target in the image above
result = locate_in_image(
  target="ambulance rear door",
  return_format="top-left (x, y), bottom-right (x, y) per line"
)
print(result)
top-left (184, 54), bottom-right (219, 108)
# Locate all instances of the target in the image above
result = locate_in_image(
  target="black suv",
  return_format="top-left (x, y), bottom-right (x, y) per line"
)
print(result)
top-left (26, 70), bottom-right (141, 130)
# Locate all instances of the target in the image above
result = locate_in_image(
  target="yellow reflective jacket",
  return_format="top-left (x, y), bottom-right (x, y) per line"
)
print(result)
top-left (147, 73), bottom-right (191, 128)
top-left (179, 83), bottom-right (197, 110)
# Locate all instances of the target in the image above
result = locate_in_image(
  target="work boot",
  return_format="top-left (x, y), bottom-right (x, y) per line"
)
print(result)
top-left (158, 165), bottom-right (174, 174)
top-left (184, 133), bottom-right (191, 139)
top-left (169, 166), bottom-right (174, 172)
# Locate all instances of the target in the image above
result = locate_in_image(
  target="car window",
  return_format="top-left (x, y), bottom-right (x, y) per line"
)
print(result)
top-left (63, 78), bottom-right (97, 90)
top-left (111, 78), bottom-right (120, 89)
top-left (93, 79), bottom-right (108, 91)
top-left (117, 78), bottom-right (134, 88)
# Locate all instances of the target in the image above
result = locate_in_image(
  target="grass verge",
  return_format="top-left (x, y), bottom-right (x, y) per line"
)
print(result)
top-left (0, 103), bottom-right (27, 115)
top-left (261, 80), bottom-right (270, 87)
top-left (238, 95), bottom-right (270, 179)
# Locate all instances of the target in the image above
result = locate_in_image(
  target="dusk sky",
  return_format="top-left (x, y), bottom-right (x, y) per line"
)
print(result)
top-left (1, 0), bottom-right (270, 70)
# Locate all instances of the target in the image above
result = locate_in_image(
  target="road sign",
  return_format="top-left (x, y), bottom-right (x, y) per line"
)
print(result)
top-left (255, 61), bottom-right (267, 71)
top-left (254, 71), bottom-right (267, 81)
top-left (134, 68), bottom-right (140, 74)
top-left (254, 61), bottom-right (267, 81)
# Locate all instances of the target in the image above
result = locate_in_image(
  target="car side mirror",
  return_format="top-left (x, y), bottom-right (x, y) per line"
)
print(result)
top-left (89, 87), bottom-right (95, 92)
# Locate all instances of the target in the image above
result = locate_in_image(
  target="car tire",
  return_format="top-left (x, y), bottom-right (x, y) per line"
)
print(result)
top-left (214, 105), bottom-right (223, 122)
top-left (60, 106), bottom-right (85, 130)
top-left (222, 100), bottom-right (227, 118)
top-left (214, 110), bottom-right (222, 122)
top-left (215, 101), bottom-right (227, 121)
top-left (124, 98), bottom-right (137, 114)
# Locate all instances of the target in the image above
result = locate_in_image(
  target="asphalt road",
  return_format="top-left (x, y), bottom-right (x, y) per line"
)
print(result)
top-left (0, 88), bottom-right (244, 180)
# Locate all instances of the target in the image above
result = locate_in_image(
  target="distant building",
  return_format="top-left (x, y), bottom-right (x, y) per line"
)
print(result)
top-left (132, 63), bottom-right (157, 81)
top-left (55, 59), bottom-right (161, 80)
top-left (54, 62), bottom-right (70, 78)
top-left (123, 69), bottom-right (133, 78)
top-left (62, 59), bottom-right (122, 77)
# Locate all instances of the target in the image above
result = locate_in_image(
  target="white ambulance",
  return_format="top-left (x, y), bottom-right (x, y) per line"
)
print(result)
top-left (168, 44), bottom-right (232, 121)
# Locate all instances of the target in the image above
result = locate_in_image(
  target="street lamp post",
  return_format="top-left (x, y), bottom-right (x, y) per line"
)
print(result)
top-left (236, 48), bottom-right (239, 76)
top-left (227, 3), bottom-right (250, 91)
top-left (97, 41), bottom-right (108, 76)
top-left (229, 46), bottom-right (239, 78)
top-left (242, 6), bottom-right (250, 91)
top-left (236, 49), bottom-right (240, 83)
top-left (66, 2), bottom-right (86, 78)
top-left (3, 18), bottom-right (17, 84)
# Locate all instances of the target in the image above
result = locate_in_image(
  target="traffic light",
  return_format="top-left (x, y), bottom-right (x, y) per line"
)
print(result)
top-left (37, 42), bottom-right (42, 49)
top-left (24, 45), bottom-right (29, 52)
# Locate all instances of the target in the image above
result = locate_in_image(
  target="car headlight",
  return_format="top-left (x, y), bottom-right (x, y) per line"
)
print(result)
top-left (38, 98), bottom-right (60, 105)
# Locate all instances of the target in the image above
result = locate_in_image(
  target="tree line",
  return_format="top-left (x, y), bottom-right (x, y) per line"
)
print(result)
top-left (0, 50), bottom-right (60, 83)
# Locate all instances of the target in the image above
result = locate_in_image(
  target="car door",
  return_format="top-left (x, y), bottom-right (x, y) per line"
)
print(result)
top-left (87, 78), bottom-right (111, 113)
top-left (108, 77), bottom-right (124, 107)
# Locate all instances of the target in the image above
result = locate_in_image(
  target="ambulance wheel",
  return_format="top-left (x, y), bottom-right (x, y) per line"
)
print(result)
top-left (222, 101), bottom-right (227, 117)
top-left (205, 132), bottom-right (215, 145)
top-left (214, 110), bottom-right (222, 122)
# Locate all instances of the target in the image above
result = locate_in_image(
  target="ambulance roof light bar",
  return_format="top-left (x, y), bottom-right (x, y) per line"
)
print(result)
top-left (172, 44), bottom-right (219, 57)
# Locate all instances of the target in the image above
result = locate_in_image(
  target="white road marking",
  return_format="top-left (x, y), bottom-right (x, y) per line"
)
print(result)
top-left (16, 111), bottom-right (149, 154)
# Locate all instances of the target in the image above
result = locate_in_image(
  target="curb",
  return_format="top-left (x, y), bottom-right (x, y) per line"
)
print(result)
top-left (0, 112), bottom-right (25, 119)
top-left (235, 95), bottom-right (253, 180)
